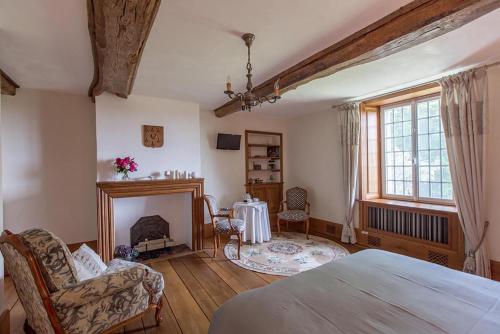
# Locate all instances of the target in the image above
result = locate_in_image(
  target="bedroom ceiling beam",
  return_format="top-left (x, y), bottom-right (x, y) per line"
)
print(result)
top-left (0, 69), bottom-right (19, 96)
top-left (214, 0), bottom-right (500, 117)
top-left (86, 0), bottom-right (161, 100)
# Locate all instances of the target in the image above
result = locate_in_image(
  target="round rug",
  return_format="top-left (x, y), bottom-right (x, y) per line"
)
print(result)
top-left (224, 232), bottom-right (349, 276)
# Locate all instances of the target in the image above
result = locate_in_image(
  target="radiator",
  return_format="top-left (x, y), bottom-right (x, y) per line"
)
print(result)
top-left (367, 206), bottom-right (449, 244)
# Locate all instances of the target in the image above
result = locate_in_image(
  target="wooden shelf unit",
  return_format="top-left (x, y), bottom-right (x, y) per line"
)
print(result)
top-left (245, 130), bottom-right (283, 222)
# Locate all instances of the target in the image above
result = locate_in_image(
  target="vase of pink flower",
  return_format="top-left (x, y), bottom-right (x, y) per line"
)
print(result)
top-left (114, 156), bottom-right (138, 180)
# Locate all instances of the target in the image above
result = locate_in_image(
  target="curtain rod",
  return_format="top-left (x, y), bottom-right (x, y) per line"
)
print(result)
top-left (331, 59), bottom-right (500, 109)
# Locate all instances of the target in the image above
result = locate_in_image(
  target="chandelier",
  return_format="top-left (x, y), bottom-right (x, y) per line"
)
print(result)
top-left (224, 33), bottom-right (281, 112)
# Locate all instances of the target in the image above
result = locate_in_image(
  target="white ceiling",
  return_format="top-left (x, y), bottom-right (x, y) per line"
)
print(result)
top-left (1, 1), bottom-right (500, 119)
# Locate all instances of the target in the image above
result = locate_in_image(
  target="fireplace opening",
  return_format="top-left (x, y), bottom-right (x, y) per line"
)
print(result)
top-left (114, 215), bottom-right (189, 261)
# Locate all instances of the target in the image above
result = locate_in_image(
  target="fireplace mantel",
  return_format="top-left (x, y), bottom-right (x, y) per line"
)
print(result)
top-left (96, 178), bottom-right (204, 262)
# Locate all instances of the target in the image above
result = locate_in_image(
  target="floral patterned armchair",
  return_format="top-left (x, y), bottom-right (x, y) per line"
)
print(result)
top-left (0, 228), bottom-right (164, 334)
top-left (277, 187), bottom-right (311, 239)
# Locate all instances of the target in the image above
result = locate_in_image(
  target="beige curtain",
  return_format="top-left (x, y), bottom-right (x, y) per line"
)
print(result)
top-left (440, 67), bottom-right (490, 278)
top-left (339, 103), bottom-right (360, 244)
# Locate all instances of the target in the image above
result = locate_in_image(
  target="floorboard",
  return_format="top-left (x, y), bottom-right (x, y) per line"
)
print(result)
top-left (169, 257), bottom-right (219, 320)
top-left (151, 260), bottom-right (210, 334)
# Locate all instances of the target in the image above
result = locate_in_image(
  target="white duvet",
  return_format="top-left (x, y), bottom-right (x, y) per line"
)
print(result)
top-left (209, 249), bottom-right (500, 334)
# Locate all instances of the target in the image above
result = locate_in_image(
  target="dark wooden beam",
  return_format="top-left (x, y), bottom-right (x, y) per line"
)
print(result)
top-left (87, 0), bottom-right (161, 100)
top-left (215, 0), bottom-right (500, 117)
top-left (0, 69), bottom-right (19, 96)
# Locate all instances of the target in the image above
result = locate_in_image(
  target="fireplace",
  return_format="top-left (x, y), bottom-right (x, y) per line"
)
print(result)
top-left (96, 178), bottom-right (204, 262)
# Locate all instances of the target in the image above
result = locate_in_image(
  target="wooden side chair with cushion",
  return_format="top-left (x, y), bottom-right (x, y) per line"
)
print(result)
top-left (204, 194), bottom-right (246, 259)
top-left (277, 187), bottom-right (311, 239)
top-left (0, 228), bottom-right (164, 334)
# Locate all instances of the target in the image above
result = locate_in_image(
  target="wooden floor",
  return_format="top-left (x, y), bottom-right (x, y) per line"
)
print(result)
top-left (4, 236), bottom-right (362, 334)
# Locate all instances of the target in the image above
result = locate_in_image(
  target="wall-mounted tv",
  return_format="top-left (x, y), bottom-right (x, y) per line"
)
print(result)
top-left (216, 133), bottom-right (241, 150)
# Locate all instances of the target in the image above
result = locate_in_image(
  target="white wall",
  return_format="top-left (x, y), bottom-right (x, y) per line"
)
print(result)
top-left (486, 64), bottom-right (500, 262)
top-left (286, 109), bottom-right (346, 225)
top-left (200, 110), bottom-right (287, 217)
top-left (96, 93), bottom-right (201, 247)
top-left (1, 89), bottom-right (97, 244)
top-left (96, 93), bottom-right (201, 180)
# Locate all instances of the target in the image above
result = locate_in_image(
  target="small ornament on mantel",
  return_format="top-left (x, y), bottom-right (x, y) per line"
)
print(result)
top-left (143, 125), bottom-right (164, 148)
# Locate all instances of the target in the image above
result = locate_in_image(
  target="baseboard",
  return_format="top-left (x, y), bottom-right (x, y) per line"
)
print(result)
top-left (491, 260), bottom-right (500, 282)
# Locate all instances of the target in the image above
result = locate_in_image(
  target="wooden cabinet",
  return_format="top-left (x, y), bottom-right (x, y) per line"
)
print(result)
top-left (245, 182), bottom-right (283, 221)
top-left (244, 130), bottom-right (284, 225)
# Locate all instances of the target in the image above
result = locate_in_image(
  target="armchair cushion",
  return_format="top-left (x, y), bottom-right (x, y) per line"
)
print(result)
top-left (215, 218), bottom-right (245, 234)
top-left (19, 228), bottom-right (79, 292)
top-left (278, 210), bottom-right (309, 222)
top-left (106, 259), bottom-right (164, 304)
top-left (50, 266), bottom-right (146, 309)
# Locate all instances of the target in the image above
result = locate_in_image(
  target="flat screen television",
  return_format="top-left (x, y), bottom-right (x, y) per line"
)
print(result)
top-left (216, 133), bottom-right (241, 150)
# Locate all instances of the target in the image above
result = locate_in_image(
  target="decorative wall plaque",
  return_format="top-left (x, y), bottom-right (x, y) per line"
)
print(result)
top-left (143, 125), bottom-right (164, 148)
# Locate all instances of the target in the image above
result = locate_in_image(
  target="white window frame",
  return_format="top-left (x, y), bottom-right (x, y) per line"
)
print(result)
top-left (380, 94), bottom-right (454, 205)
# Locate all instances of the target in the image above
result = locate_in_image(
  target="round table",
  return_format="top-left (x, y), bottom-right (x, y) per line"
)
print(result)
top-left (233, 201), bottom-right (272, 244)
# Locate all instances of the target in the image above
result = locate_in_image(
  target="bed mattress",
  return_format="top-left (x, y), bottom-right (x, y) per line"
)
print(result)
top-left (209, 249), bottom-right (500, 334)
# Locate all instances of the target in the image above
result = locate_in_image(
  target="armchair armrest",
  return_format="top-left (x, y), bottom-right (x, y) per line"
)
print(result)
top-left (214, 208), bottom-right (234, 218)
top-left (50, 266), bottom-right (146, 309)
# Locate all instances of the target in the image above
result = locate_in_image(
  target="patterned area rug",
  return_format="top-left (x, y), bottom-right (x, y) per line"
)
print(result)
top-left (224, 232), bottom-right (349, 276)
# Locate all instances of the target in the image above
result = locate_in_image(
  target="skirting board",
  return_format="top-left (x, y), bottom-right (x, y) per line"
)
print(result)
top-left (492, 260), bottom-right (500, 281)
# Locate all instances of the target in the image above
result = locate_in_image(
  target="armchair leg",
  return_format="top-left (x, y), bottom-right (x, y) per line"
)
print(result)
top-left (277, 218), bottom-right (281, 236)
top-left (305, 219), bottom-right (310, 239)
top-left (155, 297), bottom-right (164, 325)
top-left (213, 234), bottom-right (218, 258)
top-left (237, 233), bottom-right (242, 260)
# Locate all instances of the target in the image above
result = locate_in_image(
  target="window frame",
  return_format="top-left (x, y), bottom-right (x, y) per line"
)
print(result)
top-left (380, 93), bottom-right (454, 205)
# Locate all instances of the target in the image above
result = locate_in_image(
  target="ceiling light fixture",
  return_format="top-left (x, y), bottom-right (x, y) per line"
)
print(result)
top-left (224, 33), bottom-right (281, 112)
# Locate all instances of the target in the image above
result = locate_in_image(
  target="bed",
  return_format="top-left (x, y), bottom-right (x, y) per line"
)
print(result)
top-left (209, 249), bottom-right (500, 334)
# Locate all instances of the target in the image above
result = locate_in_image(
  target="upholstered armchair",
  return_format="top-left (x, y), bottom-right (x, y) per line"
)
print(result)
top-left (277, 187), bottom-right (311, 239)
top-left (0, 228), bottom-right (164, 334)
top-left (204, 194), bottom-right (246, 259)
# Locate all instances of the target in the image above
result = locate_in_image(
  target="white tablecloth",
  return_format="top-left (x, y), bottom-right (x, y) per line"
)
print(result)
top-left (233, 201), bottom-right (271, 243)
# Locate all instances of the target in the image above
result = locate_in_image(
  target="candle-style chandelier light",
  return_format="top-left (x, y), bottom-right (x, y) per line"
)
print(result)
top-left (224, 33), bottom-right (281, 112)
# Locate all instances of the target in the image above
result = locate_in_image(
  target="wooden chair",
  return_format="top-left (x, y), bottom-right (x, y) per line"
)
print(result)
top-left (277, 187), bottom-right (311, 239)
top-left (204, 195), bottom-right (246, 259)
top-left (0, 228), bottom-right (164, 334)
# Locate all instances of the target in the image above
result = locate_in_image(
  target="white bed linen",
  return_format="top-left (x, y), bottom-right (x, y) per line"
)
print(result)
top-left (209, 249), bottom-right (500, 334)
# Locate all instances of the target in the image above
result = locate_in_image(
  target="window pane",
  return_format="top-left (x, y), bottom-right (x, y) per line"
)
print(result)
top-left (416, 98), bottom-right (453, 201)
top-left (417, 102), bottom-right (428, 118)
top-left (429, 116), bottom-right (440, 133)
top-left (385, 109), bottom-right (393, 123)
top-left (429, 133), bottom-right (440, 149)
top-left (403, 121), bottom-right (412, 136)
top-left (430, 183), bottom-right (441, 198)
top-left (419, 166), bottom-right (429, 181)
top-left (418, 118), bottom-right (428, 134)
top-left (393, 108), bottom-right (402, 122)
top-left (383, 105), bottom-right (412, 197)
top-left (430, 150), bottom-right (441, 165)
top-left (385, 123), bottom-right (393, 137)
top-left (442, 183), bottom-right (453, 200)
top-left (402, 106), bottom-right (412, 121)
top-left (419, 182), bottom-right (430, 197)
top-left (393, 137), bottom-right (403, 152)
top-left (429, 100), bottom-right (439, 116)
top-left (419, 150), bottom-right (429, 165)
top-left (394, 166), bottom-right (404, 181)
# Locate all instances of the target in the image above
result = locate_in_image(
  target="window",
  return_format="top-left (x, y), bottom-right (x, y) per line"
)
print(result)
top-left (381, 95), bottom-right (452, 202)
